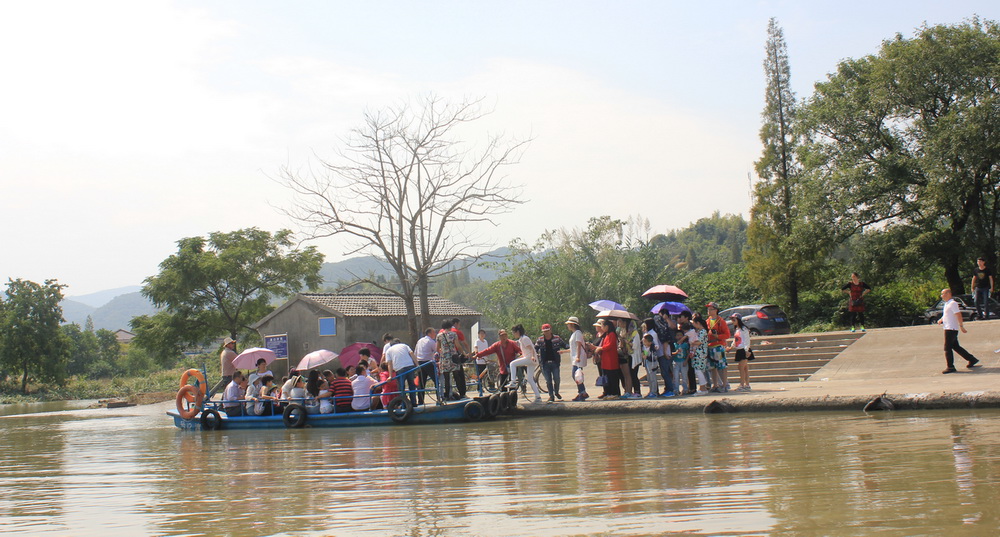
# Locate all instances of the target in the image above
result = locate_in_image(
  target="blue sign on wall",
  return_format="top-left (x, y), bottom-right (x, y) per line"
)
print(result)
top-left (264, 334), bottom-right (288, 359)
top-left (318, 317), bottom-right (337, 336)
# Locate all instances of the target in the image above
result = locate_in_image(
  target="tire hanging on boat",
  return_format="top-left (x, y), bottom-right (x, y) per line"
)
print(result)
top-left (387, 396), bottom-right (414, 423)
top-left (200, 408), bottom-right (223, 430)
top-left (499, 391), bottom-right (511, 412)
top-left (463, 400), bottom-right (484, 421)
top-left (282, 403), bottom-right (308, 428)
top-left (175, 385), bottom-right (202, 420)
top-left (508, 388), bottom-right (518, 409)
top-left (486, 394), bottom-right (501, 418)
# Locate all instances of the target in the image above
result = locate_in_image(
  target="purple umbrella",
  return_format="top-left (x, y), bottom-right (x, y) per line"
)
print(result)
top-left (589, 299), bottom-right (626, 312)
top-left (651, 301), bottom-right (691, 315)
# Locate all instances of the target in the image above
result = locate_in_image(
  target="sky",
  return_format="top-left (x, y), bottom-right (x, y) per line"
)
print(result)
top-left (2, 1), bottom-right (997, 297)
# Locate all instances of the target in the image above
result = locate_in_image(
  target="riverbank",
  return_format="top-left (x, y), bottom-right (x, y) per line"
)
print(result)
top-left (515, 320), bottom-right (1000, 415)
top-left (0, 368), bottom-right (183, 405)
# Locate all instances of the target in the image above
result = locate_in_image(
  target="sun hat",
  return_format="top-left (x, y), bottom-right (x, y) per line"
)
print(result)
top-left (564, 316), bottom-right (580, 325)
top-left (223, 337), bottom-right (236, 345)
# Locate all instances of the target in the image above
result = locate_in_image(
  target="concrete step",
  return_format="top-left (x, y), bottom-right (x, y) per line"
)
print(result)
top-left (753, 345), bottom-right (854, 356)
top-left (743, 358), bottom-right (838, 370)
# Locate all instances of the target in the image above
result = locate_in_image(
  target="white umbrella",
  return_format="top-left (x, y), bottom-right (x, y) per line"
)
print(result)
top-left (296, 349), bottom-right (338, 371)
top-left (232, 347), bottom-right (277, 369)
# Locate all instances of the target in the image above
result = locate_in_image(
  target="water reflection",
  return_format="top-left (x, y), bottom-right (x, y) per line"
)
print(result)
top-left (1, 405), bottom-right (1000, 536)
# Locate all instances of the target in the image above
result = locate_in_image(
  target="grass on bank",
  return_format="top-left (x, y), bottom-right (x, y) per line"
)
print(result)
top-left (0, 368), bottom-right (187, 404)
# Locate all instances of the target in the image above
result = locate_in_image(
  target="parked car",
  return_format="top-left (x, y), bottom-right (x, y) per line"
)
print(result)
top-left (923, 295), bottom-right (1000, 323)
top-left (718, 304), bottom-right (791, 336)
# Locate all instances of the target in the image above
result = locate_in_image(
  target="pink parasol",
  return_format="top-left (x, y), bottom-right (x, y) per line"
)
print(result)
top-left (642, 284), bottom-right (689, 302)
top-left (296, 349), bottom-right (338, 371)
top-left (232, 347), bottom-right (277, 369)
top-left (338, 342), bottom-right (382, 369)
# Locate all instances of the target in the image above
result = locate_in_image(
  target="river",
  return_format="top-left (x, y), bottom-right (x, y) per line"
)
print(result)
top-left (1, 402), bottom-right (998, 536)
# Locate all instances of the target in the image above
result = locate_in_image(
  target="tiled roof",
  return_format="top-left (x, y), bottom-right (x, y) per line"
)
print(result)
top-left (300, 293), bottom-right (481, 317)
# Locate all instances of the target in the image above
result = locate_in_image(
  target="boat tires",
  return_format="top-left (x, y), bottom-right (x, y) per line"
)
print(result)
top-left (200, 408), bottom-right (223, 430)
top-left (387, 397), bottom-right (414, 423)
top-left (486, 394), bottom-right (502, 418)
top-left (463, 400), bottom-right (485, 421)
top-left (282, 404), bottom-right (308, 428)
top-left (501, 391), bottom-right (513, 412)
top-left (508, 389), bottom-right (518, 409)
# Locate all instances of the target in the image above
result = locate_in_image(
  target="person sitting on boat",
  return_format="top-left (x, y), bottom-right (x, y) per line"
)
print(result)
top-left (385, 339), bottom-right (421, 406)
top-left (248, 358), bottom-right (273, 386)
top-left (244, 373), bottom-right (263, 415)
top-left (329, 368), bottom-right (355, 413)
top-left (378, 361), bottom-right (398, 409)
top-left (305, 370), bottom-right (333, 414)
top-left (288, 375), bottom-right (307, 402)
top-left (472, 329), bottom-right (522, 388)
top-left (255, 375), bottom-right (278, 416)
top-left (222, 371), bottom-right (247, 417)
top-left (351, 362), bottom-right (378, 411)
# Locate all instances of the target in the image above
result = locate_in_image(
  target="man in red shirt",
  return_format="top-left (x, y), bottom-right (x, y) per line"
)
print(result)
top-left (451, 318), bottom-right (468, 358)
top-left (473, 329), bottom-right (521, 387)
top-left (329, 368), bottom-right (354, 413)
top-left (705, 302), bottom-right (731, 392)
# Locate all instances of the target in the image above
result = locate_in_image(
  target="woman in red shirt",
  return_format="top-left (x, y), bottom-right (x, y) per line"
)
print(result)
top-left (587, 319), bottom-right (620, 399)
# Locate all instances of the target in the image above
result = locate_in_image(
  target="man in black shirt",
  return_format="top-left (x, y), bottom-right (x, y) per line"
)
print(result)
top-left (535, 324), bottom-right (568, 402)
top-left (971, 257), bottom-right (995, 320)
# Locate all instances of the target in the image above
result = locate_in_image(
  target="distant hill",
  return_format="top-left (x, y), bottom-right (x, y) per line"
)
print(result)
top-left (319, 247), bottom-right (513, 287)
top-left (61, 292), bottom-right (158, 331)
top-left (65, 286), bottom-right (142, 308)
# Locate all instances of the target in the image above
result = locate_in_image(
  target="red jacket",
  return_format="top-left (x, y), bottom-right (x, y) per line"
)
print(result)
top-left (598, 331), bottom-right (618, 370)
top-left (477, 339), bottom-right (521, 374)
top-left (706, 316), bottom-right (730, 348)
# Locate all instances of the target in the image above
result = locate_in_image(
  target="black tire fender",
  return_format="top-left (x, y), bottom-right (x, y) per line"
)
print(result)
top-left (387, 396), bottom-right (414, 423)
top-left (463, 400), bottom-right (484, 421)
top-left (200, 408), bottom-right (223, 430)
top-left (282, 403), bottom-right (308, 428)
top-left (486, 394), bottom-right (501, 418)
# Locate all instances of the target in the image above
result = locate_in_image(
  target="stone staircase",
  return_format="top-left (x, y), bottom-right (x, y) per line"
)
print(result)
top-left (727, 331), bottom-right (866, 383)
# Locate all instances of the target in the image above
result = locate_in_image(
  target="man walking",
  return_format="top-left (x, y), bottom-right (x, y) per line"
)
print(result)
top-left (971, 258), bottom-right (994, 320)
top-left (938, 288), bottom-right (980, 374)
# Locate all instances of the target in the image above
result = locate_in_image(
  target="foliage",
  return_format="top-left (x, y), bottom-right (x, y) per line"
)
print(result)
top-left (798, 17), bottom-right (1000, 293)
top-left (0, 278), bottom-right (71, 393)
top-left (0, 367), bottom-right (186, 404)
top-left (135, 228), bottom-right (323, 363)
top-left (650, 212), bottom-right (747, 272)
top-left (277, 95), bottom-right (527, 342)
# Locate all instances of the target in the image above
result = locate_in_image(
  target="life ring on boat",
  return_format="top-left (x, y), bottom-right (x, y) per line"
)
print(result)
top-left (387, 396), bottom-right (413, 423)
top-left (485, 394), bottom-right (501, 418)
top-left (200, 408), bottom-right (223, 430)
top-left (175, 385), bottom-right (202, 419)
top-left (282, 404), bottom-right (308, 428)
top-left (463, 400), bottom-right (484, 421)
top-left (179, 369), bottom-right (208, 398)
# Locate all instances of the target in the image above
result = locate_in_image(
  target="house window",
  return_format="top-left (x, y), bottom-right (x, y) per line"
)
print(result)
top-left (318, 317), bottom-right (337, 336)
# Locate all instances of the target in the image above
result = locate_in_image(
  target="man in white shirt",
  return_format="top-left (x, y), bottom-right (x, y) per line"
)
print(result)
top-left (937, 288), bottom-right (980, 374)
top-left (351, 363), bottom-right (378, 411)
top-left (414, 328), bottom-right (437, 404)
top-left (385, 339), bottom-right (420, 406)
top-left (223, 371), bottom-right (247, 416)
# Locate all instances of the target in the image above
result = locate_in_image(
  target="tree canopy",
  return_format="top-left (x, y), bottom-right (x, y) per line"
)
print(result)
top-left (0, 278), bottom-right (70, 393)
top-left (134, 228), bottom-right (323, 362)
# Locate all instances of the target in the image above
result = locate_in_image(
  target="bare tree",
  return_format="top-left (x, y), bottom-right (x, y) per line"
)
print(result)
top-left (277, 95), bottom-right (528, 342)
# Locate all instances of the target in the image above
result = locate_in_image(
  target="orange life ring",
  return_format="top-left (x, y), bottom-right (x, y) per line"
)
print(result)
top-left (179, 369), bottom-right (207, 397)
top-left (176, 385), bottom-right (202, 419)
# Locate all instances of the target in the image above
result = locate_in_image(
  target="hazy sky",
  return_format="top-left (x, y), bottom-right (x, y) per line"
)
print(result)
top-left (2, 1), bottom-right (996, 296)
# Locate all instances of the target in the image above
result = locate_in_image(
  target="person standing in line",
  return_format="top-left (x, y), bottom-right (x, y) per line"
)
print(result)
top-left (841, 273), bottom-right (872, 332)
top-left (214, 337), bottom-right (238, 396)
top-left (971, 257), bottom-right (995, 320)
top-left (653, 310), bottom-right (676, 397)
top-left (705, 302), bottom-right (731, 392)
top-left (640, 334), bottom-right (660, 398)
top-left (451, 318), bottom-right (470, 359)
top-left (565, 316), bottom-right (589, 401)
top-left (535, 323), bottom-right (568, 402)
top-left (728, 313), bottom-right (753, 392)
top-left (586, 319), bottom-right (620, 399)
top-left (474, 329), bottom-right (492, 395)
top-left (509, 324), bottom-right (543, 402)
top-left (938, 288), bottom-right (981, 374)
top-left (690, 316), bottom-right (711, 395)
top-left (614, 319), bottom-right (637, 398)
top-left (414, 327), bottom-right (438, 404)
top-left (385, 339), bottom-right (421, 405)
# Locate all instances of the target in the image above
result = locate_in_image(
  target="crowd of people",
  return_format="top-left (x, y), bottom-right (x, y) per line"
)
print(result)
top-left (213, 305), bottom-right (759, 416)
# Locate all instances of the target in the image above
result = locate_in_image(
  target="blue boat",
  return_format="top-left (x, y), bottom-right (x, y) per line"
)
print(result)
top-left (168, 363), bottom-right (518, 430)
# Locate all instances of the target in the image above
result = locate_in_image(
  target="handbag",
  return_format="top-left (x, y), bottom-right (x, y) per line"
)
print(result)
top-left (452, 353), bottom-right (467, 364)
top-left (747, 348), bottom-right (756, 361)
top-left (595, 374), bottom-right (608, 386)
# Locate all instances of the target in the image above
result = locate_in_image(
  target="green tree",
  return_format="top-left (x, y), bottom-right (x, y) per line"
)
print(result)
top-left (798, 18), bottom-right (1000, 293)
top-left (0, 279), bottom-right (70, 393)
top-left (134, 228), bottom-right (323, 363)
top-left (746, 17), bottom-right (820, 313)
top-left (62, 322), bottom-right (100, 376)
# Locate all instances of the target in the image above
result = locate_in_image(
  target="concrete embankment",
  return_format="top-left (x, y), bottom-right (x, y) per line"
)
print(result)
top-left (516, 320), bottom-right (1000, 415)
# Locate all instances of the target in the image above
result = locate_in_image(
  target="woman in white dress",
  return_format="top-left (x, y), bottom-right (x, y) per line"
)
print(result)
top-left (509, 324), bottom-right (543, 402)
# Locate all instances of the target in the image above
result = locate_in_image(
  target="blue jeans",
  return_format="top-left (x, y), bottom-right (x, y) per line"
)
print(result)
top-left (975, 287), bottom-right (991, 319)
top-left (541, 361), bottom-right (560, 398)
top-left (657, 355), bottom-right (674, 394)
top-left (397, 367), bottom-right (419, 406)
top-left (572, 365), bottom-right (586, 393)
